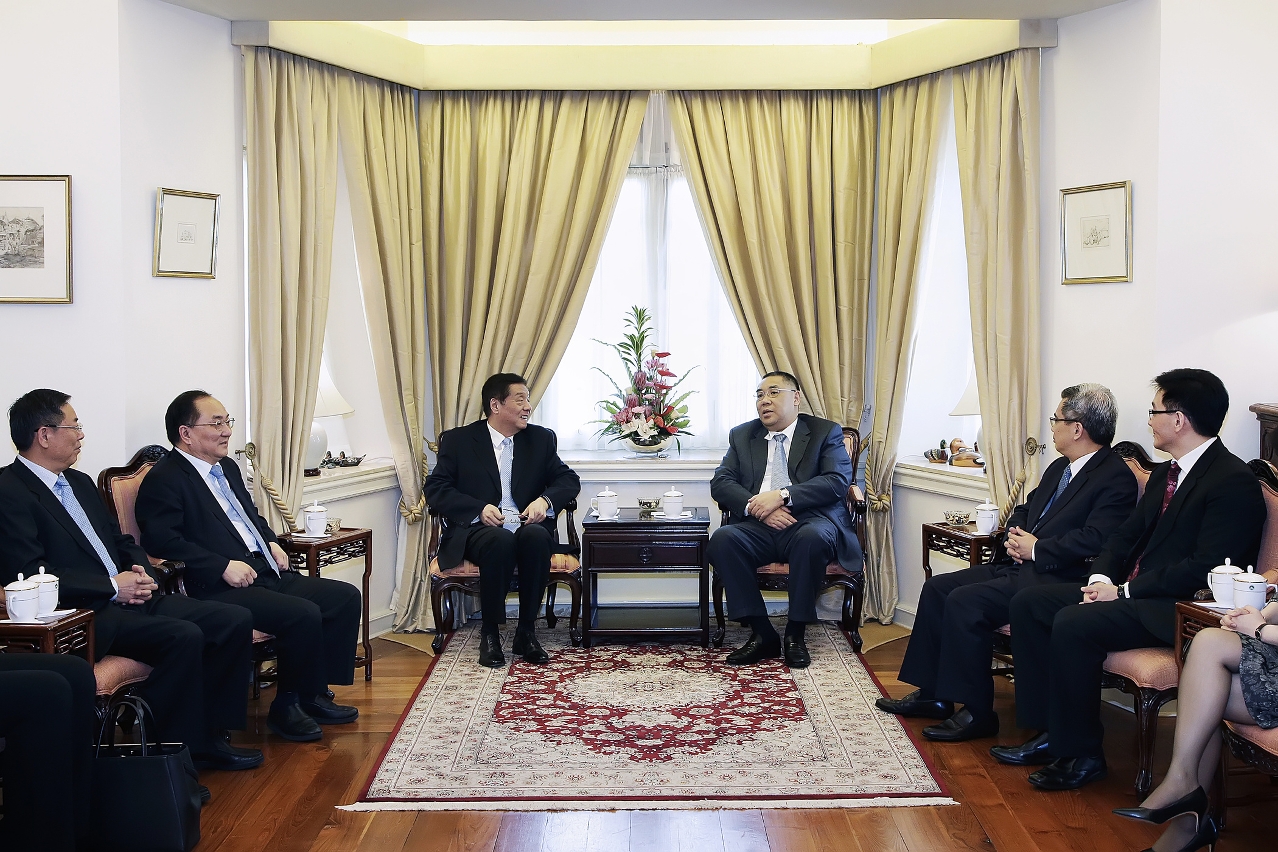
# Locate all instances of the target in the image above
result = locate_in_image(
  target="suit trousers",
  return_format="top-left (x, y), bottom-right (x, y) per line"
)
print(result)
top-left (463, 523), bottom-right (552, 631)
top-left (205, 562), bottom-right (362, 699)
top-left (1009, 583), bottom-right (1166, 758)
top-left (708, 514), bottom-right (840, 623)
top-left (897, 563), bottom-right (1020, 714)
top-left (0, 653), bottom-right (96, 852)
top-left (104, 593), bottom-right (255, 748)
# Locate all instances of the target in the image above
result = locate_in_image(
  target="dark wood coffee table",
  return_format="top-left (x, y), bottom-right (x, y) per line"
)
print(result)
top-left (0, 607), bottom-right (95, 661)
top-left (278, 527), bottom-right (373, 679)
top-left (921, 521), bottom-right (1002, 579)
top-left (580, 507), bottom-right (711, 648)
top-left (1175, 600), bottom-right (1225, 671)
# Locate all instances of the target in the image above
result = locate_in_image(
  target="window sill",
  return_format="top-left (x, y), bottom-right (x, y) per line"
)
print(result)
top-left (893, 455), bottom-right (990, 501)
top-left (299, 461), bottom-right (399, 502)
top-left (559, 448), bottom-right (724, 482)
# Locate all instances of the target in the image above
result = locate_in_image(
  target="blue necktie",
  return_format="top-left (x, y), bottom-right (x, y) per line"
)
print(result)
top-left (53, 475), bottom-right (117, 577)
top-left (209, 464), bottom-right (275, 563)
top-left (498, 437), bottom-right (520, 531)
top-left (766, 434), bottom-right (791, 490)
top-left (1039, 463), bottom-right (1073, 518)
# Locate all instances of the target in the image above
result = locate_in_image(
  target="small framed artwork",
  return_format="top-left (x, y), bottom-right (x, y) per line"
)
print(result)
top-left (153, 187), bottom-right (219, 278)
top-left (0, 175), bottom-right (73, 304)
top-left (1060, 181), bottom-right (1132, 284)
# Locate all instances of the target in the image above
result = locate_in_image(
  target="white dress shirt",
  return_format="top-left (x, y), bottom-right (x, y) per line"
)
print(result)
top-left (17, 454), bottom-right (120, 598)
top-left (758, 418), bottom-right (800, 494)
top-left (176, 448), bottom-right (266, 555)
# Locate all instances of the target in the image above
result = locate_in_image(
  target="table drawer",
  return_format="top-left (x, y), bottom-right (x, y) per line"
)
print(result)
top-left (587, 541), bottom-right (703, 569)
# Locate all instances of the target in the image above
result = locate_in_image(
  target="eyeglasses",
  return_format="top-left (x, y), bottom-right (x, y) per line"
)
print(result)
top-left (190, 417), bottom-right (236, 430)
top-left (755, 388), bottom-right (798, 400)
top-left (1048, 416), bottom-right (1080, 426)
top-left (42, 423), bottom-right (84, 434)
top-left (1148, 409), bottom-right (1182, 418)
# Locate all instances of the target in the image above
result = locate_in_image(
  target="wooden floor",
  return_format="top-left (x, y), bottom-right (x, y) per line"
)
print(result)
top-left (198, 636), bottom-right (1272, 852)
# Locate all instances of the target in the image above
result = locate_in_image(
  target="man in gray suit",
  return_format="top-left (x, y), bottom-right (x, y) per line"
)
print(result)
top-left (709, 371), bottom-right (862, 668)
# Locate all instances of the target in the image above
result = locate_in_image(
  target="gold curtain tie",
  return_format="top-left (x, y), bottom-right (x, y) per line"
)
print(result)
top-left (241, 442), bottom-right (299, 531)
top-left (397, 446), bottom-right (433, 525)
top-left (864, 485), bottom-right (892, 512)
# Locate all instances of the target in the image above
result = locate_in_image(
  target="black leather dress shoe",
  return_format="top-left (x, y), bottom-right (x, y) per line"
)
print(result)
top-left (922, 708), bottom-right (1000, 742)
top-left (1028, 755), bottom-right (1107, 790)
top-left (782, 635), bottom-right (811, 668)
top-left (301, 694), bottom-right (359, 724)
top-left (267, 701), bottom-right (323, 742)
top-left (725, 633), bottom-right (782, 665)
top-left (990, 732), bottom-right (1053, 766)
top-left (192, 733), bottom-right (265, 770)
top-left (512, 630), bottom-right (550, 664)
top-left (875, 689), bottom-right (955, 720)
top-left (478, 633), bottom-right (506, 668)
top-left (199, 785), bottom-right (211, 806)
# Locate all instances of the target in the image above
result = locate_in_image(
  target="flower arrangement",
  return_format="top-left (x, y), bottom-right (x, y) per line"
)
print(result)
top-left (592, 306), bottom-right (696, 449)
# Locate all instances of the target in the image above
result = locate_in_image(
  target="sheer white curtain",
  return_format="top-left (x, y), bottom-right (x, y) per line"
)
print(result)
top-left (535, 96), bottom-right (759, 450)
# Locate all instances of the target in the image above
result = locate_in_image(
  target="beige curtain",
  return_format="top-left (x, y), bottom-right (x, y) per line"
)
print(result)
top-left (954, 50), bottom-right (1042, 521)
top-left (864, 73), bottom-right (948, 623)
top-left (244, 47), bottom-right (340, 532)
top-left (335, 73), bottom-right (433, 631)
top-left (421, 90), bottom-right (649, 430)
top-left (668, 90), bottom-right (876, 425)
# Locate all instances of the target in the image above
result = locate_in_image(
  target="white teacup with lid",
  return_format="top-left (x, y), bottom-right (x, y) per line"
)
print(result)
top-left (302, 500), bottom-right (328, 536)
top-left (591, 486), bottom-right (620, 520)
top-left (1208, 558), bottom-right (1244, 607)
top-left (974, 502), bottom-right (1000, 535)
top-left (663, 486), bottom-right (684, 518)
top-left (1233, 569), bottom-right (1277, 611)
top-left (31, 566), bottom-right (59, 616)
top-left (4, 573), bottom-right (40, 623)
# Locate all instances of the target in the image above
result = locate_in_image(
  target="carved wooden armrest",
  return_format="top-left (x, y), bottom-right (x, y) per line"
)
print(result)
top-left (152, 560), bottom-right (187, 596)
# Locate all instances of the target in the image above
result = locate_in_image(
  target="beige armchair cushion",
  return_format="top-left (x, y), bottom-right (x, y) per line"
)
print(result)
top-left (1103, 647), bottom-right (1178, 691)
top-left (94, 655), bottom-right (153, 697)
top-left (430, 553), bottom-right (580, 578)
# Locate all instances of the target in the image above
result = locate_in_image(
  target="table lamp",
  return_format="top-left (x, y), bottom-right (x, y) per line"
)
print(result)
top-left (305, 370), bottom-right (354, 475)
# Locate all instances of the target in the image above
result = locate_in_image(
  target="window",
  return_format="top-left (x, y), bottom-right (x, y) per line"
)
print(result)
top-left (534, 95), bottom-right (759, 450)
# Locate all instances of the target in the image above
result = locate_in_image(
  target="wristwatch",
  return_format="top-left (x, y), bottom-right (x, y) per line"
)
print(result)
top-left (779, 488), bottom-right (791, 506)
top-left (1256, 623), bottom-right (1270, 641)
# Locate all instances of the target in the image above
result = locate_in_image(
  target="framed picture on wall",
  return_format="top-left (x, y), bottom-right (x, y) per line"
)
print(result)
top-left (153, 187), bottom-right (219, 278)
top-left (0, 175), bottom-right (72, 304)
top-left (1060, 181), bottom-right (1132, 284)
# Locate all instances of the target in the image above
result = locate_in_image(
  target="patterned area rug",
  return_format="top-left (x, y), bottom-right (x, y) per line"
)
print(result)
top-left (348, 622), bottom-right (951, 811)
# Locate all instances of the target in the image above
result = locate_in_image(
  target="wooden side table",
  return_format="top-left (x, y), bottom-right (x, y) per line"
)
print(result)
top-left (278, 527), bottom-right (373, 680)
top-left (0, 608), bottom-right (95, 662)
top-left (1175, 600), bottom-right (1224, 672)
top-left (581, 507), bottom-right (712, 649)
top-left (921, 521), bottom-right (1002, 580)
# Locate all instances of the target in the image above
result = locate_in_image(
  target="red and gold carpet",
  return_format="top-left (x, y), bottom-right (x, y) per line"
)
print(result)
top-left (348, 621), bottom-right (952, 811)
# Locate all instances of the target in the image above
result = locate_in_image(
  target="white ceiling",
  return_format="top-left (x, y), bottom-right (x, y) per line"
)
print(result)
top-left (163, 0), bottom-right (1125, 22)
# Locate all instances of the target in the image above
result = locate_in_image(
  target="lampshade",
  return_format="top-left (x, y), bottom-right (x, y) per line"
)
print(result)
top-left (949, 371), bottom-right (981, 418)
top-left (314, 370), bottom-right (354, 418)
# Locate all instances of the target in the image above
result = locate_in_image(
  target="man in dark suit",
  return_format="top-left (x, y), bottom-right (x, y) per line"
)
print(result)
top-left (708, 371), bottom-right (862, 669)
top-left (995, 368), bottom-right (1266, 790)
top-left (877, 384), bottom-right (1138, 742)
top-left (136, 390), bottom-right (363, 743)
top-left (424, 373), bottom-right (581, 668)
top-left (0, 389), bottom-right (262, 772)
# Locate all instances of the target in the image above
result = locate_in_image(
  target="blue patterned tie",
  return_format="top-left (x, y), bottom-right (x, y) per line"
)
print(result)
top-left (53, 475), bottom-right (117, 577)
top-left (1040, 463), bottom-right (1072, 517)
top-left (209, 464), bottom-right (275, 561)
top-left (767, 434), bottom-right (791, 490)
top-left (498, 437), bottom-right (520, 531)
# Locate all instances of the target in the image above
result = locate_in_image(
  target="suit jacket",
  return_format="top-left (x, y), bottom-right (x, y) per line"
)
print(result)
top-left (993, 445), bottom-right (1138, 586)
top-left (135, 449), bottom-right (281, 597)
top-left (0, 461), bottom-right (154, 655)
top-left (424, 420), bottom-right (581, 572)
top-left (710, 413), bottom-right (863, 571)
top-left (1091, 439), bottom-right (1265, 643)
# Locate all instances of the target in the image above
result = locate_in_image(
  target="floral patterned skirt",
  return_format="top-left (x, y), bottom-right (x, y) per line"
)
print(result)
top-left (1238, 634), bottom-right (1278, 729)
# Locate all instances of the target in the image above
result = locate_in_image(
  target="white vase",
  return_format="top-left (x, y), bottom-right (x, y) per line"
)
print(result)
top-left (623, 436), bottom-right (672, 455)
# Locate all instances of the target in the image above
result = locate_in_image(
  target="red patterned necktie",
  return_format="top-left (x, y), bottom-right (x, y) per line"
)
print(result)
top-left (1127, 460), bottom-right (1181, 582)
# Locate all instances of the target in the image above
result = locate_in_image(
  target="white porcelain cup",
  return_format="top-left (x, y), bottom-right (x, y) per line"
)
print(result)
top-left (663, 486), bottom-right (684, 518)
top-left (1209, 560), bottom-right (1243, 607)
top-left (1233, 573), bottom-right (1277, 611)
top-left (591, 488), bottom-right (620, 520)
top-left (303, 504), bottom-right (328, 536)
top-left (31, 566), bottom-right (59, 616)
top-left (974, 502), bottom-right (999, 535)
top-left (4, 574), bottom-right (40, 622)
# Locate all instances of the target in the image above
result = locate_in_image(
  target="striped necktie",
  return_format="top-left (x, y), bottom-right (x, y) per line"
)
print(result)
top-left (1127, 461), bottom-right (1181, 582)
top-left (498, 437), bottom-right (520, 531)
top-left (766, 434), bottom-right (791, 490)
top-left (53, 475), bottom-right (118, 577)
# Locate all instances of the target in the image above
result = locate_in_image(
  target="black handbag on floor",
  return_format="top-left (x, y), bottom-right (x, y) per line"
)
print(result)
top-left (90, 695), bottom-right (202, 852)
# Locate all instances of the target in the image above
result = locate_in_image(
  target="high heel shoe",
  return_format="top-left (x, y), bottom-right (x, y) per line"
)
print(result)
top-left (1136, 813), bottom-right (1218, 852)
top-left (1113, 785), bottom-right (1208, 826)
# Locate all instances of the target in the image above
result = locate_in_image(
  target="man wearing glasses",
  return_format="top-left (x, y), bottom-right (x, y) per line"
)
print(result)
top-left (996, 369), bottom-right (1265, 791)
top-left (708, 371), bottom-right (861, 668)
top-left (877, 384), bottom-right (1137, 743)
top-left (136, 390), bottom-right (363, 743)
top-left (0, 389), bottom-right (263, 774)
